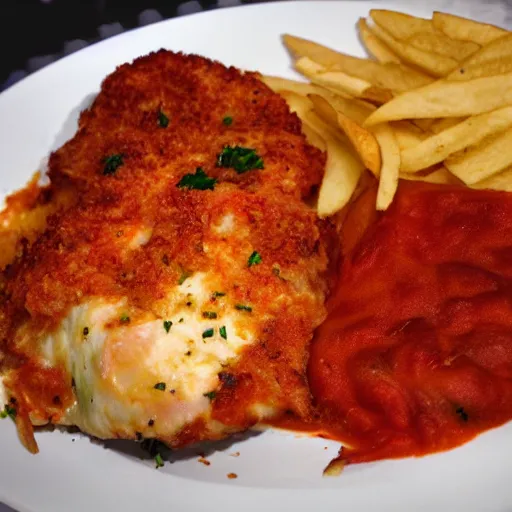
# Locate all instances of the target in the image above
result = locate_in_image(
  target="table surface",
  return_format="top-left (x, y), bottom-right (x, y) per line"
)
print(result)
top-left (1, 0), bottom-right (511, 510)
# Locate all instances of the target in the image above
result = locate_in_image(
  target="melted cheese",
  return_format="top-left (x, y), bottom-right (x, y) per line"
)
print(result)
top-left (25, 272), bottom-right (256, 440)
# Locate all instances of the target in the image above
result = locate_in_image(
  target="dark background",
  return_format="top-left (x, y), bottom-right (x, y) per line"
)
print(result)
top-left (0, 0), bottom-right (224, 85)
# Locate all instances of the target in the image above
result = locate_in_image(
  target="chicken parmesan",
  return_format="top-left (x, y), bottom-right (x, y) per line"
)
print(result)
top-left (0, 51), bottom-right (338, 453)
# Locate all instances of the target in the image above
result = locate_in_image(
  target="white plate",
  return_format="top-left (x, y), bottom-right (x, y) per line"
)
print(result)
top-left (1, 2), bottom-right (511, 511)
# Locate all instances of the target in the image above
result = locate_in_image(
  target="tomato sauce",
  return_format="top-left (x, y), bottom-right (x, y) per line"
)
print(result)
top-left (306, 181), bottom-right (512, 465)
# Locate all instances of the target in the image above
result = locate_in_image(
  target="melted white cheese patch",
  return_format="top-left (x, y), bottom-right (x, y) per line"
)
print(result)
top-left (36, 273), bottom-right (256, 440)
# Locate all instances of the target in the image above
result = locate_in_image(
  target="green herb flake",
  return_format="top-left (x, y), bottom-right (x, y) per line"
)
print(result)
top-left (178, 269), bottom-right (191, 285)
top-left (202, 328), bottom-right (215, 339)
top-left (155, 453), bottom-right (165, 469)
top-left (212, 291), bottom-right (226, 299)
top-left (120, 314), bottom-right (130, 324)
top-left (157, 110), bottom-right (169, 128)
top-left (216, 145), bottom-right (264, 174)
top-left (177, 167), bottom-right (217, 191)
top-left (154, 382), bottom-right (166, 391)
top-left (179, 318), bottom-right (184, 323)
top-left (222, 116), bottom-right (233, 126)
top-left (203, 391), bottom-right (217, 401)
top-left (220, 326), bottom-right (227, 340)
top-left (163, 320), bottom-right (173, 333)
top-left (456, 406), bottom-right (469, 422)
top-left (103, 153), bottom-right (124, 176)
top-left (235, 304), bottom-right (252, 313)
top-left (202, 311), bottom-right (217, 319)
top-left (248, 251), bottom-right (262, 267)
top-left (0, 405), bottom-right (16, 420)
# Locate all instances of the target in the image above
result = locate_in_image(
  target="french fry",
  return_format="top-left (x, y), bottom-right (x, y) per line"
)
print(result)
top-left (429, 117), bottom-right (466, 134)
top-left (370, 10), bottom-right (434, 40)
top-left (306, 111), bottom-right (364, 217)
top-left (406, 31), bottom-right (480, 61)
top-left (311, 91), bottom-right (376, 125)
top-left (278, 90), bottom-right (327, 151)
top-left (445, 129), bottom-right (512, 184)
top-left (295, 57), bottom-right (394, 103)
top-left (448, 34), bottom-right (512, 81)
top-left (374, 123), bottom-right (400, 210)
top-left (261, 75), bottom-right (332, 97)
top-left (400, 107), bottom-right (512, 172)
top-left (369, 22), bottom-right (458, 77)
top-left (471, 165), bottom-right (512, 192)
top-left (358, 18), bottom-right (400, 64)
top-left (432, 11), bottom-right (508, 46)
top-left (284, 34), bottom-right (433, 92)
top-left (400, 167), bottom-right (462, 185)
top-left (365, 72), bottom-right (512, 125)
top-left (391, 121), bottom-right (428, 151)
top-left (309, 94), bottom-right (382, 176)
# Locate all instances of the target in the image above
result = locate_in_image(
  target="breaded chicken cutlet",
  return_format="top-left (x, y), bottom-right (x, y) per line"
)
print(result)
top-left (0, 50), bottom-right (337, 452)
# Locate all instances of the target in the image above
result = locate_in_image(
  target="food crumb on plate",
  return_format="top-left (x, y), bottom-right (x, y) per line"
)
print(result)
top-left (227, 472), bottom-right (238, 479)
top-left (230, 451), bottom-right (240, 457)
top-left (198, 457), bottom-right (211, 466)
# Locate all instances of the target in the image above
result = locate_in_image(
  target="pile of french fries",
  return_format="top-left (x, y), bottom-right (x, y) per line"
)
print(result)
top-left (262, 10), bottom-right (512, 216)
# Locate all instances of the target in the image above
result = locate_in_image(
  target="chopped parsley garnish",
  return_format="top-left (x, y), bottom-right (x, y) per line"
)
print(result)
top-left (220, 325), bottom-right (227, 340)
top-left (212, 291), bottom-right (226, 299)
top-left (203, 391), bottom-right (217, 401)
top-left (157, 110), bottom-right (169, 128)
top-left (202, 311), bottom-right (217, 319)
top-left (179, 318), bottom-right (184, 323)
top-left (235, 304), bottom-right (252, 312)
top-left (120, 314), bottom-right (130, 324)
top-left (163, 320), bottom-right (172, 333)
top-left (103, 153), bottom-right (124, 175)
top-left (217, 145), bottom-right (264, 174)
top-left (177, 167), bottom-right (217, 191)
top-left (155, 453), bottom-right (165, 468)
top-left (83, 326), bottom-right (89, 336)
top-left (154, 382), bottom-right (166, 391)
top-left (202, 328), bottom-right (215, 339)
top-left (178, 269), bottom-right (191, 285)
top-left (456, 406), bottom-right (469, 422)
top-left (222, 116), bottom-right (233, 126)
top-left (248, 251), bottom-right (262, 267)
top-left (0, 405), bottom-right (16, 420)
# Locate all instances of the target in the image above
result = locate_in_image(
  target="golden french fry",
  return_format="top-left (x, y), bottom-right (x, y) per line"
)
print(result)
top-left (370, 10), bottom-right (434, 40)
top-left (365, 72), bottom-right (512, 125)
top-left (412, 118), bottom-right (435, 131)
top-left (261, 75), bottom-right (327, 96)
top-left (284, 33), bottom-right (432, 92)
top-left (309, 94), bottom-right (382, 176)
top-left (374, 123), bottom-right (400, 210)
top-left (278, 90), bottom-right (327, 151)
top-left (295, 57), bottom-right (394, 104)
top-left (295, 57), bottom-right (369, 94)
top-left (448, 34), bottom-right (512, 81)
top-left (358, 18), bottom-right (401, 63)
top-left (400, 107), bottom-right (512, 172)
top-left (429, 117), bottom-right (466, 133)
top-left (391, 121), bottom-right (428, 151)
top-left (309, 89), bottom-right (375, 124)
top-left (369, 21), bottom-right (458, 76)
top-left (306, 111), bottom-right (364, 217)
top-left (471, 165), bottom-right (512, 191)
top-left (400, 167), bottom-right (462, 185)
top-left (432, 11), bottom-right (508, 46)
top-left (445, 129), bottom-right (512, 184)
top-left (406, 31), bottom-right (480, 61)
